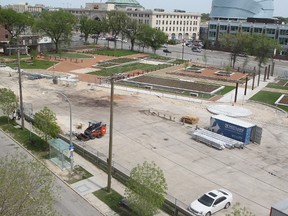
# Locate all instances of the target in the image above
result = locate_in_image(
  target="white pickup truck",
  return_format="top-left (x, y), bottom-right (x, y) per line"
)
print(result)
top-left (270, 198), bottom-right (288, 216)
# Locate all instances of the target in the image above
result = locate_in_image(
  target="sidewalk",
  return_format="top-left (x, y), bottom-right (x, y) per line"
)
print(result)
top-left (217, 75), bottom-right (275, 103)
top-left (46, 149), bottom-right (168, 216)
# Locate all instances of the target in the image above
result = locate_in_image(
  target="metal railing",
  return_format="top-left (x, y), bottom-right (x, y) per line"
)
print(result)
top-left (58, 134), bottom-right (194, 216)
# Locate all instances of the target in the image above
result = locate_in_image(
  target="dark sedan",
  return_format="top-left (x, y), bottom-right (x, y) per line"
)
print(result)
top-left (163, 49), bottom-right (172, 53)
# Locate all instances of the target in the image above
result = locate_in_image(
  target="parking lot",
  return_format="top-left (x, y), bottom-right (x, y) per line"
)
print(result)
top-left (1, 63), bottom-right (288, 215)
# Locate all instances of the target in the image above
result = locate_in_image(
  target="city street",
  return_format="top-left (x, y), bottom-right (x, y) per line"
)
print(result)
top-left (80, 35), bottom-right (288, 78)
top-left (0, 130), bottom-right (103, 216)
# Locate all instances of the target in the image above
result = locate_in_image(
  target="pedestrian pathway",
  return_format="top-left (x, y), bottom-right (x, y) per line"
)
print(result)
top-left (217, 75), bottom-right (276, 103)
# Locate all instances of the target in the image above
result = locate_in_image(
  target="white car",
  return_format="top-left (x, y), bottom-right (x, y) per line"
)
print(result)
top-left (188, 189), bottom-right (233, 216)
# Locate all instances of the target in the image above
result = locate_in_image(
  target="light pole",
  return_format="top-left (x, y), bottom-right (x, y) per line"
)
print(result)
top-left (181, 21), bottom-right (186, 60)
top-left (56, 92), bottom-right (74, 170)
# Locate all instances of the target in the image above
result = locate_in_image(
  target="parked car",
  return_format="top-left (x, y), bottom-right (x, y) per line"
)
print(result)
top-left (238, 52), bottom-right (247, 57)
top-left (192, 47), bottom-right (201, 52)
top-left (106, 37), bottom-right (116, 41)
top-left (163, 49), bottom-right (172, 53)
top-left (188, 189), bottom-right (233, 216)
top-left (91, 34), bottom-right (98, 39)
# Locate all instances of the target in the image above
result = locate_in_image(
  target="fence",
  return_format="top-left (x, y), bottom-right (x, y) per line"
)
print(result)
top-left (58, 134), bottom-right (194, 216)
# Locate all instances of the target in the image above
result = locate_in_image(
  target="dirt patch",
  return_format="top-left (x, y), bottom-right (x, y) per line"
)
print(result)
top-left (278, 95), bottom-right (288, 105)
top-left (168, 67), bottom-right (247, 83)
top-left (126, 76), bottom-right (219, 93)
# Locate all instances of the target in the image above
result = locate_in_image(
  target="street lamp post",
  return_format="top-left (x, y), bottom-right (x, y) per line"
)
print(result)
top-left (181, 21), bottom-right (186, 60)
top-left (56, 92), bottom-right (74, 170)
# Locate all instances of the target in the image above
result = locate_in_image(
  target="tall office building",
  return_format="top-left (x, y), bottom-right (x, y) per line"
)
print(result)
top-left (210, 0), bottom-right (274, 20)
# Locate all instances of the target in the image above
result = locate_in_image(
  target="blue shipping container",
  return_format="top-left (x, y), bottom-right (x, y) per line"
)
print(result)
top-left (210, 115), bottom-right (255, 144)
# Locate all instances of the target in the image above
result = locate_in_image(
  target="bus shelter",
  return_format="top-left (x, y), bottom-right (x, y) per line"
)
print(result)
top-left (49, 138), bottom-right (71, 170)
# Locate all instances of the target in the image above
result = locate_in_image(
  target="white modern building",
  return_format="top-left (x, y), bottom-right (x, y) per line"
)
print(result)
top-left (210, 0), bottom-right (274, 20)
top-left (207, 0), bottom-right (288, 54)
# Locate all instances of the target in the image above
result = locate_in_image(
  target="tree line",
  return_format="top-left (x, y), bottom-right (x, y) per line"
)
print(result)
top-left (218, 32), bottom-right (281, 72)
top-left (0, 8), bottom-right (167, 54)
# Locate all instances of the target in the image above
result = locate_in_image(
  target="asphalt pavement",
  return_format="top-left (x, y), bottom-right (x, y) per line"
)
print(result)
top-left (0, 129), bottom-right (104, 216)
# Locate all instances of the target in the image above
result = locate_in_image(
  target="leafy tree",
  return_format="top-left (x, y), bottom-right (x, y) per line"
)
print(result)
top-left (79, 16), bottom-right (97, 44)
top-left (123, 18), bottom-right (141, 51)
top-left (35, 10), bottom-right (76, 53)
top-left (33, 106), bottom-right (60, 143)
top-left (137, 25), bottom-right (167, 54)
top-left (105, 10), bottom-right (129, 49)
top-left (92, 19), bottom-right (105, 45)
top-left (219, 33), bottom-right (250, 68)
top-left (226, 202), bottom-right (255, 216)
top-left (79, 16), bottom-right (104, 44)
top-left (147, 28), bottom-right (167, 54)
top-left (136, 25), bottom-right (151, 52)
top-left (0, 88), bottom-right (18, 122)
top-left (201, 13), bottom-right (210, 22)
top-left (125, 161), bottom-right (167, 216)
top-left (248, 34), bottom-right (281, 73)
top-left (0, 153), bottom-right (58, 216)
top-left (0, 8), bottom-right (34, 44)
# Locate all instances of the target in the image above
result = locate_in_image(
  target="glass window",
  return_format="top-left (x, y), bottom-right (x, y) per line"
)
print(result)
top-left (198, 194), bottom-right (214, 207)
top-left (230, 26), bottom-right (238, 31)
top-left (220, 25), bottom-right (227, 31)
top-left (209, 24), bottom-right (217, 30)
top-left (254, 27), bottom-right (262, 33)
top-left (279, 29), bottom-right (288, 35)
top-left (266, 29), bottom-right (275, 35)
top-left (242, 27), bottom-right (250, 32)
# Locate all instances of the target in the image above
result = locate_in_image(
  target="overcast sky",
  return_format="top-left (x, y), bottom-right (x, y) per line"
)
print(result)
top-left (1, 0), bottom-right (287, 17)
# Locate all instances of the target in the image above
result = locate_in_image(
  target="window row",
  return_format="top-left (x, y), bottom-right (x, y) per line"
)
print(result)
top-left (127, 13), bottom-right (150, 18)
top-left (156, 26), bottom-right (198, 32)
top-left (155, 15), bottom-right (199, 19)
top-left (211, 25), bottom-right (286, 35)
top-left (156, 20), bottom-right (198, 25)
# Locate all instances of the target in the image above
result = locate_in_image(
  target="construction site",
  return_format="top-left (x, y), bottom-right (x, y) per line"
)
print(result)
top-left (0, 50), bottom-right (288, 215)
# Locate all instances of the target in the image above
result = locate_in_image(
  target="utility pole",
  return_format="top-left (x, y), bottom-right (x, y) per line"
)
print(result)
top-left (107, 77), bottom-right (114, 193)
top-left (7, 45), bottom-right (27, 130)
top-left (17, 48), bottom-right (25, 129)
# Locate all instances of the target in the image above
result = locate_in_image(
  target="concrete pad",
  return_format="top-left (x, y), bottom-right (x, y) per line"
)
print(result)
top-left (207, 104), bottom-right (252, 117)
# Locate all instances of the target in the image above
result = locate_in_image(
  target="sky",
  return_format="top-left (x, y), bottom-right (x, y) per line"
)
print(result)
top-left (0, 0), bottom-right (287, 17)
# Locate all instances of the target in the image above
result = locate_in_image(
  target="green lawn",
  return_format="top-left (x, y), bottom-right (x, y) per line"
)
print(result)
top-left (0, 116), bottom-right (49, 158)
top-left (0, 54), bottom-right (30, 61)
top-left (148, 54), bottom-right (171, 61)
top-left (218, 85), bottom-right (235, 95)
top-left (46, 52), bottom-right (92, 59)
top-left (93, 188), bottom-right (130, 216)
top-left (106, 58), bottom-right (136, 64)
top-left (266, 83), bottom-right (288, 91)
top-left (6, 59), bottom-right (55, 69)
top-left (87, 49), bottom-right (139, 57)
top-left (89, 63), bottom-right (170, 76)
top-left (250, 91), bottom-right (288, 112)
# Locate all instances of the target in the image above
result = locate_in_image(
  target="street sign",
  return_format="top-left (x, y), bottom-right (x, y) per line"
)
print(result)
top-left (69, 145), bottom-right (74, 151)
